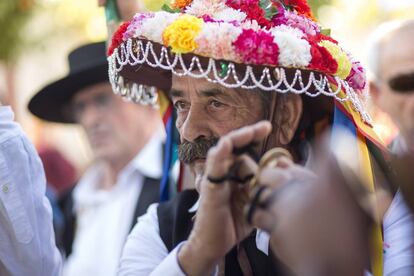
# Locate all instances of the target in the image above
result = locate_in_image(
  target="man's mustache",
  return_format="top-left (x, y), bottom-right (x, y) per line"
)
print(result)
top-left (178, 137), bottom-right (219, 164)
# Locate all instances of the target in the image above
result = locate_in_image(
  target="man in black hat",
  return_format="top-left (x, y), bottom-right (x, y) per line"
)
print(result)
top-left (29, 41), bottom-right (164, 276)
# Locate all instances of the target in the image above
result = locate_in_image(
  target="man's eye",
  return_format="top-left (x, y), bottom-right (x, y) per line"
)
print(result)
top-left (209, 100), bottom-right (224, 108)
top-left (174, 101), bottom-right (188, 111)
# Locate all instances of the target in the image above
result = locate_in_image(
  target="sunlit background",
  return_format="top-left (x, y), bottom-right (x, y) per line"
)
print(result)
top-left (1, 0), bottom-right (413, 176)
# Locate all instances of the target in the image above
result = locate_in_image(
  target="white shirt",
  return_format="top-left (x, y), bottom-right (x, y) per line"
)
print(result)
top-left (63, 133), bottom-right (163, 276)
top-left (0, 106), bottom-right (62, 275)
top-left (382, 135), bottom-right (414, 276)
top-left (118, 200), bottom-right (269, 276)
top-left (383, 191), bottom-right (414, 275)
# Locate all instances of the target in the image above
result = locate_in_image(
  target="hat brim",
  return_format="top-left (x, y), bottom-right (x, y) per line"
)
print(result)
top-left (110, 38), bottom-right (378, 142)
top-left (28, 64), bottom-right (108, 124)
top-left (111, 38), bottom-right (366, 119)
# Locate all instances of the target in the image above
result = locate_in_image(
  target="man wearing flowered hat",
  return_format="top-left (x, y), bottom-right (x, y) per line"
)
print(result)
top-left (108, 0), bottom-right (413, 275)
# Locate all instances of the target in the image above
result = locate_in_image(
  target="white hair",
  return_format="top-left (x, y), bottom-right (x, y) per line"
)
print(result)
top-left (366, 19), bottom-right (414, 81)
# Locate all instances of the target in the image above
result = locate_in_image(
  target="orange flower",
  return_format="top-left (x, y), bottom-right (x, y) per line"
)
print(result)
top-left (171, 0), bottom-right (193, 9)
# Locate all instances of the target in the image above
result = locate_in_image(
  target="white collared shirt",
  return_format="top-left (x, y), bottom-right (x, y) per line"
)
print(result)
top-left (383, 135), bottom-right (414, 275)
top-left (63, 132), bottom-right (163, 276)
top-left (118, 199), bottom-right (269, 276)
top-left (0, 106), bottom-right (62, 275)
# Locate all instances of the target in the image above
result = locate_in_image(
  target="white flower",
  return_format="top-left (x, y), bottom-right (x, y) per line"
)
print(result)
top-left (139, 11), bottom-right (180, 43)
top-left (214, 8), bottom-right (247, 22)
top-left (185, 0), bottom-right (226, 17)
top-left (271, 26), bottom-right (311, 67)
top-left (240, 20), bottom-right (261, 31)
top-left (195, 22), bottom-right (242, 62)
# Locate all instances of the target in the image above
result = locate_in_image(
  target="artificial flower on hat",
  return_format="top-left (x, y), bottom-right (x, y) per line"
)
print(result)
top-left (108, 0), bottom-right (370, 124)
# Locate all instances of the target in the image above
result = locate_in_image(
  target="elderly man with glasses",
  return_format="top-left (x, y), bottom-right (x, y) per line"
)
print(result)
top-left (29, 41), bottom-right (165, 276)
top-left (368, 19), bottom-right (414, 276)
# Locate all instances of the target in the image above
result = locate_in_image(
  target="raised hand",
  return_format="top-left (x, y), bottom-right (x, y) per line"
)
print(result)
top-left (178, 121), bottom-right (272, 276)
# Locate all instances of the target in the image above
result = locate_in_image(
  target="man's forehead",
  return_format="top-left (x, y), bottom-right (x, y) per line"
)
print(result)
top-left (171, 75), bottom-right (235, 98)
top-left (381, 32), bottom-right (414, 77)
top-left (172, 75), bottom-right (218, 91)
top-left (72, 82), bottom-right (113, 102)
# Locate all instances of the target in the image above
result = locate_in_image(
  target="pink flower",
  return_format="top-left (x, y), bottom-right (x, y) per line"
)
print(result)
top-left (123, 13), bottom-right (153, 41)
top-left (346, 61), bottom-right (366, 91)
top-left (273, 8), bottom-right (319, 36)
top-left (271, 6), bottom-right (288, 26)
top-left (233, 29), bottom-right (279, 65)
top-left (195, 22), bottom-right (242, 62)
top-left (201, 14), bottom-right (239, 25)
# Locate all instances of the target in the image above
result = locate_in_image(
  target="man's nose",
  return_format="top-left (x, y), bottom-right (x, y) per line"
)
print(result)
top-left (180, 106), bottom-right (212, 143)
top-left (77, 104), bottom-right (102, 129)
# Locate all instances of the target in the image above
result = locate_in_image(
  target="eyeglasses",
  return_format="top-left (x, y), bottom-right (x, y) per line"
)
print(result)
top-left (388, 72), bottom-right (414, 93)
top-left (71, 92), bottom-right (114, 121)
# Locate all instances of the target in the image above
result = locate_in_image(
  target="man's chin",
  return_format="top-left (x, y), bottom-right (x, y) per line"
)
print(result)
top-left (92, 148), bottom-right (117, 161)
top-left (190, 159), bottom-right (206, 177)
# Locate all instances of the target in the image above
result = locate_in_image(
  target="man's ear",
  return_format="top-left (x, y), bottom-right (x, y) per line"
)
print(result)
top-left (276, 94), bottom-right (303, 145)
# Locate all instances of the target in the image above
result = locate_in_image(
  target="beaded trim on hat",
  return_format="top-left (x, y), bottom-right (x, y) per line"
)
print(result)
top-left (112, 74), bottom-right (159, 106)
top-left (108, 38), bottom-right (372, 124)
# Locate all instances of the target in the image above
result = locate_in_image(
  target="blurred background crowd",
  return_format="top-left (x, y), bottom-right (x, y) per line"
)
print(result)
top-left (1, 0), bottom-right (414, 183)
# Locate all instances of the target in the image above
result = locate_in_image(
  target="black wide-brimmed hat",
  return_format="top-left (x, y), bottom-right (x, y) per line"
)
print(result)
top-left (28, 41), bottom-right (109, 124)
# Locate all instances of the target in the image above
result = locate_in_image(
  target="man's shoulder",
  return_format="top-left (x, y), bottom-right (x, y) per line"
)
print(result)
top-left (157, 189), bottom-right (199, 223)
top-left (158, 189), bottom-right (198, 207)
top-left (157, 190), bottom-right (199, 252)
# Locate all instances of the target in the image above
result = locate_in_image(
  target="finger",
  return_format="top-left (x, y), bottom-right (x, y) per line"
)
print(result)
top-left (230, 155), bottom-right (258, 183)
top-left (257, 167), bottom-right (291, 188)
top-left (250, 207), bottom-right (277, 233)
top-left (288, 165), bottom-right (317, 182)
top-left (226, 121), bottom-right (272, 149)
top-left (274, 156), bottom-right (294, 169)
top-left (205, 137), bottom-right (234, 181)
top-left (98, 0), bottom-right (106, 6)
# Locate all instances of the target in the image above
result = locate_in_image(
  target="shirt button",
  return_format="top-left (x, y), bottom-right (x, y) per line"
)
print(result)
top-left (2, 184), bottom-right (9, 193)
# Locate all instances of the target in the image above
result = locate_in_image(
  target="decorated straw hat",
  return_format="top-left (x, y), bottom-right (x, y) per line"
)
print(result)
top-left (107, 2), bottom-right (388, 273)
top-left (107, 0), bottom-right (387, 184)
top-left (107, 0), bottom-right (371, 124)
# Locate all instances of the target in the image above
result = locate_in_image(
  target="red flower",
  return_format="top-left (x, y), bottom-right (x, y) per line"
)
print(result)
top-left (226, 0), bottom-right (272, 29)
top-left (316, 33), bottom-right (338, 44)
top-left (283, 0), bottom-right (315, 20)
top-left (108, 21), bottom-right (131, 56)
top-left (309, 41), bottom-right (338, 74)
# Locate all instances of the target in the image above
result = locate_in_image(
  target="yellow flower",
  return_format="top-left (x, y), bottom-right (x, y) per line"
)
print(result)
top-left (163, 15), bottom-right (203, 54)
top-left (171, 0), bottom-right (193, 9)
top-left (319, 40), bottom-right (352, 79)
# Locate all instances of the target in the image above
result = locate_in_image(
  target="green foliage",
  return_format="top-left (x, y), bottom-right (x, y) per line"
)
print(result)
top-left (308, 0), bottom-right (332, 17)
top-left (161, 4), bottom-right (181, 13)
top-left (0, 0), bottom-right (38, 63)
top-left (259, 0), bottom-right (280, 20)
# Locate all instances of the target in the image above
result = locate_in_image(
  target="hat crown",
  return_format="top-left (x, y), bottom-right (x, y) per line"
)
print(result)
top-left (68, 42), bottom-right (106, 74)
